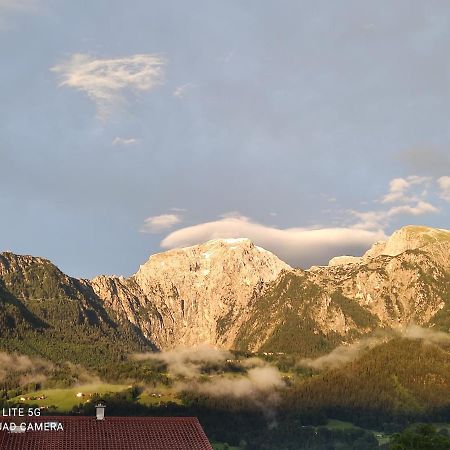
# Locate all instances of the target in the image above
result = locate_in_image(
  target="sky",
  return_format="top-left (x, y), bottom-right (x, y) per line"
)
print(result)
top-left (1, 0), bottom-right (450, 278)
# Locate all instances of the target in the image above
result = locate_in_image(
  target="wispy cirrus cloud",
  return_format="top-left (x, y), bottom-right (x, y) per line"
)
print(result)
top-left (51, 53), bottom-right (166, 118)
top-left (141, 214), bottom-right (182, 233)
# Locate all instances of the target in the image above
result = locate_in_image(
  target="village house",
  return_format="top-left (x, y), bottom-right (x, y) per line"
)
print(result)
top-left (0, 405), bottom-right (213, 449)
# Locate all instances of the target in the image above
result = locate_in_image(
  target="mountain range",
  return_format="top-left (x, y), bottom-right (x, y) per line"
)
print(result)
top-left (1, 225), bottom-right (450, 362)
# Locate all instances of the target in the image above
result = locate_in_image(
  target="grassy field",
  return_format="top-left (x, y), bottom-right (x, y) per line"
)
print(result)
top-left (325, 420), bottom-right (390, 445)
top-left (12, 382), bottom-right (184, 412)
top-left (326, 419), bottom-right (358, 430)
top-left (138, 386), bottom-right (182, 406)
top-left (12, 383), bottom-right (129, 411)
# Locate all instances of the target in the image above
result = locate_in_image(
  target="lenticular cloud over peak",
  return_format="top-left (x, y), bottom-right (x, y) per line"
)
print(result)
top-left (160, 215), bottom-right (385, 268)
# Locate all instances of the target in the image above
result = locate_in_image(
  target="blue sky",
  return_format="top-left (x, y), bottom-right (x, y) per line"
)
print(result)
top-left (1, 0), bottom-right (450, 278)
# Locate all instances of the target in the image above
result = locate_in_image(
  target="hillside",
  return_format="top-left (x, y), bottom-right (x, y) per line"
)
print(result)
top-left (235, 270), bottom-right (379, 356)
top-left (234, 226), bottom-right (450, 355)
top-left (0, 253), bottom-right (151, 367)
top-left (286, 337), bottom-right (450, 427)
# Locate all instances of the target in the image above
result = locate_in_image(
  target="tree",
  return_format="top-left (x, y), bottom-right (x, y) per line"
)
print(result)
top-left (390, 424), bottom-right (450, 450)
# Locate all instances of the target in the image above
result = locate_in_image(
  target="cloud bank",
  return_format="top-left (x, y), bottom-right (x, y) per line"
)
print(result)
top-left (0, 352), bottom-right (53, 385)
top-left (299, 337), bottom-right (383, 371)
top-left (183, 365), bottom-right (284, 398)
top-left (160, 215), bottom-right (385, 268)
top-left (135, 345), bottom-right (285, 426)
top-left (133, 346), bottom-right (284, 396)
top-left (402, 324), bottom-right (450, 344)
top-left (299, 325), bottom-right (450, 371)
top-left (51, 53), bottom-right (165, 117)
top-left (132, 344), bottom-right (231, 377)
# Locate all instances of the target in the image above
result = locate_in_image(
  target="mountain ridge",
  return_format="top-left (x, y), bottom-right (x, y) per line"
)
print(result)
top-left (1, 226), bottom-right (450, 358)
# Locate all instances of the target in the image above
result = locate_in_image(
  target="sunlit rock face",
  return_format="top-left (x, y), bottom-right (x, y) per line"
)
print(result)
top-left (362, 225), bottom-right (450, 268)
top-left (91, 238), bottom-right (291, 349)
top-left (89, 226), bottom-right (450, 352)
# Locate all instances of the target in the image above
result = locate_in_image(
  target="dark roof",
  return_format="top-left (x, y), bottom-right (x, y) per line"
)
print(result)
top-left (0, 416), bottom-right (213, 450)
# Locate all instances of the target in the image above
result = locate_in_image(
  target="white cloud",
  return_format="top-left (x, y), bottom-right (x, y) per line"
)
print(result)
top-left (160, 215), bottom-right (385, 268)
top-left (387, 201), bottom-right (438, 216)
top-left (300, 337), bottom-right (383, 370)
top-left (183, 366), bottom-right (284, 399)
top-left (350, 210), bottom-right (386, 231)
top-left (351, 200), bottom-right (439, 231)
top-left (382, 178), bottom-right (410, 203)
top-left (112, 137), bottom-right (139, 146)
top-left (135, 345), bottom-right (284, 426)
top-left (173, 83), bottom-right (194, 98)
top-left (132, 345), bottom-right (231, 378)
top-left (51, 53), bottom-right (165, 118)
top-left (352, 175), bottom-right (439, 230)
top-left (141, 214), bottom-right (181, 233)
top-left (437, 176), bottom-right (450, 201)
top-left (382, 175), bottom-right (430, 203)
top-left (0, 352), bottom-right (53, 384)
top-left (401, 324), bottom-right (450, 344)
top-left (298, 325), bottom-right (450, 371)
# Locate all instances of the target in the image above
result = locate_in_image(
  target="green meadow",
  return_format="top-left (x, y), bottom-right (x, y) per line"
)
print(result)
top-left (12, 383), bottom-right (129, 411)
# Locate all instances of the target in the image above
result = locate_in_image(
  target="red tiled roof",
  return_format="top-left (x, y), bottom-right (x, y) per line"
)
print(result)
top-left (0, 416), bottom-right (213, 450)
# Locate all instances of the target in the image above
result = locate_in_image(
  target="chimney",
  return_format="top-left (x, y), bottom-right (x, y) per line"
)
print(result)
top-left (95, 403), bottom-right (106, 421)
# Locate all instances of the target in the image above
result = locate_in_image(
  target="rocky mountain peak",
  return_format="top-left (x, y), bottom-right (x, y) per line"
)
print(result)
top-left (134, 237), bottom-right (290, 282)
top-left (363, 225), bottom-right (450, 269)
top-left (90, 238), bottom-right (291, 349)
top-left (0, 252), bottom-right (54, 278)
top-left (327, 255), bottom-right (362, 267)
